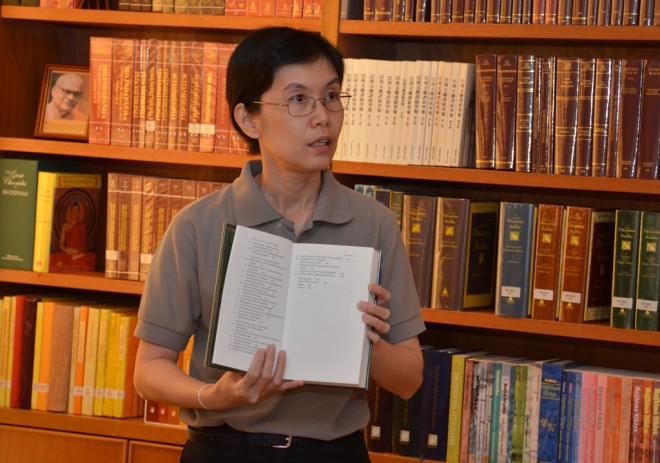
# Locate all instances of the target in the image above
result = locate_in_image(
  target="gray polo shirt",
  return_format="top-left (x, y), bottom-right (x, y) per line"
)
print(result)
top-left (136, 160), bottom-right (425, 440)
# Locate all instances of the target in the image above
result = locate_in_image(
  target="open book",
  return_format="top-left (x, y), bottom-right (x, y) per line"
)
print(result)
top-left (205, 224), bottom-right (381, 388)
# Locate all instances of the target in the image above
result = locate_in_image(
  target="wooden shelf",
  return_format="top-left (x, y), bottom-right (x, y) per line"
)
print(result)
top-left (0, 269), bottom-right (143, 295)
top-left (0, 5), bottom-right (321, 31)
top-left (339, 20), bottom-right (660, 43)
top-left (422, 308), bottom-right (660, 348)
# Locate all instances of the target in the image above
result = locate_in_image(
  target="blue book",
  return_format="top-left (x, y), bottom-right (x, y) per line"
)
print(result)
top-left (419, 347), bottom-right (461, 460)
top-left (365, 381), bottom-right (394, 453)
top-left (558, 369), bottom-right (581, 463)
top-left (537, 359), bottom-right (584, 463)
top-left (495, 202), bottom-right (538, 318)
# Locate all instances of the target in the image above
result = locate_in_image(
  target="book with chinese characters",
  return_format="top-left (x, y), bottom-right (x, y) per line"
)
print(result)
top-left (205, 224), bottom-right (381, 388)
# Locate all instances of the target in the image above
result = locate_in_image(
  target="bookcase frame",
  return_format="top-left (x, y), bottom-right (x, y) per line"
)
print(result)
top-left (0, 4), bottom-right (659, 462)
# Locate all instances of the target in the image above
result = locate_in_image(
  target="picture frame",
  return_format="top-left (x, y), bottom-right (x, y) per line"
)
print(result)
top-left (35, 64), bottom-right (90, 141)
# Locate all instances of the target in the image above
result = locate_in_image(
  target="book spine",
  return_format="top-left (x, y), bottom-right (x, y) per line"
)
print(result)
top-left (127, 175), bottom-right (143, 281)
top-left (635, 211), bottom-right (660, 331)
top-left (583, 211), bottom-right (615, 322)
top-left (187, 42), bottom-right (204, 152)
top-left (130, 40), bottom-right (144, 148)
top-left (610, 209), bottom-right (642, 329)
top-left (615, 58), bottom-right (644, 179)
top-left (532, 204), bottom-right (565, 320)
top-left (105, 173), bottom-right (119, 279)
top-left (495, 55), bottom-right (518, 171)
top-left (154, 40), bottom-right (171, 151)
top-left (605, 58), bottom-right (623, 178)
top-left (214, 43), bottom-right (234, 153)
top-left (558, 206), bottom-right (592, 323)
top-left (89, 37), bottom-right (114, 145)
top-left (574, 58), bottom-right (595, 176)
top-left (139, 176), bottom-right (155, 281)
top-left (514, 55), bottom-right (536, 173)
top-left (636, 59), bottom-right (660, 180)
top-left (475, 54), bottom-right (497, 169)
top-left (553, 57), bottom-right (580, 176)
top-left (32, 172), bottom-right (57, 273)
top-left (366, 382), bottom-right (393, 453)
top-left (463, 201), bottom-right (500, 308)
top-left (46, 303), bottom-right (74, 413)
top-left (199, 42), bottom-right (219, 153)
top-left (166, 41), bottom-right (181, 151)
top-left (109, 38), bottom-right (135, 147)
top-left (177, 41), bottom-right (192, 152)
top-left (591, 58), bottom-right (613, 177)
top-left (402, 194), bottom-right (437, 307)
top-left (144, 39), bottom-right (159, 149)
top-left (537, 57), bottom-right (556, 174)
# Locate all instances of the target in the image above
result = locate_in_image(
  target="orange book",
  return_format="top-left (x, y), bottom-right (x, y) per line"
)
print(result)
top-left (127, 175), bottom-right (143, 282)
top-left (155, 40), bottom-right (172, 151)
top-left (144, 399), bottom-right (159, 424)
top-left (81, 305), bottom-right (101, 416)
top-left (143, 38), bottom-right (159, 149)
top-left (116, 174), bottom-right (132, 280)
top-left (70, 304), bottom-right (89, 415)
top-left (176, 41), bottom-right (193, 152)
top-left (89, 37), bottom-right (114, 145)
top-left (130, 39), bottom-right (144, 148)
top-left (258, 0), bottom-right (275, 15)
top-left (603, 373), bottom-right (623, 462)
top-left (110, 38), bottom-right (135, 147)
top-left (139, 176), bottom-right (156, 282)
top-left (105, 173), bottom-right (120, 279)
top-left (276, 0), bottom-right (293, 15)
top-left (187, 41), bottom-right (204, 152)
top-left (214, 43), bottom-right (235, 153)
top-left (166, 41), bottom-right (182, 151)
top-left (199, 42), bottom-right (219, 153)
top-left (113, 313), bottom-right (139, 418)
top-left (35, 301), bottom-right (56, 411)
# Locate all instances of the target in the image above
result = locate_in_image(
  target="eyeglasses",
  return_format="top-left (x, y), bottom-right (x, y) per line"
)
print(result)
top-left (56, 85), bottom-right (83, 99)
top-left (252, 92), bottom-right (351, 117)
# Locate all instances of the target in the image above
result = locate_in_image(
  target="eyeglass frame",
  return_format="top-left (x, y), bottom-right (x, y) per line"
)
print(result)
top-left (55, 85), bottom-right (83, 99)
top-left (251, 91), bottom-right (352, 117)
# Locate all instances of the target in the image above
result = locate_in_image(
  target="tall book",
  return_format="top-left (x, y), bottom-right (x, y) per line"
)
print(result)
top-left (32, 172), bottom-right (102, 273)
top-left (88, 36), bottom-right (113, 145)
top-left (494, 54), bottom-right (518, 171)
top-left (431, 197), bottom-right (470, 309)
top-left (636, 59), bottom-right (660, 180)
top-left (615, 58), bottom-right (644, 179)
top-left (392, 384), bottom-right (424, 457)
top-left (591, 58), bottom-right (613, 177)
top-left (105, 173), bottom-right (120, 279)
top-left (109, 38), bottom-right (135, 147)
top-left (514, 54), bottom-right (536, 173)
top-left (574, 58), bottom-right (595, 176)
top-left (46, 302), bottom-right (77, 413)
top-left (10, 295), bottom-right (40, 409)
top-left (635, 211), bottom-right (660, 331)
top-left (558, 207), bottom-right (616, 323)
top-left (0, 158), bottom-right (58, 270)
top-left (536, 56), bottom-right (556, 174)
top-left (605, 59), bottom-right (623, 177)
top-left (463, 201), bottom-right (500, 309)
top-left (531, 204), bottom-right (566, 320)
top-left (199, 42), bottom-right (219, 153)
top-left (475, 54), bottom-right (497, 169)
top-left (610, 209), bottom-right (642, 329)
top-left (553, 57), bottom-right (580, 176)
top-left (495, 201), bottom-right (538, 318)
top-left (402, 194), bottom-right (437, 307)
top-left (365, 382), bottom-right (394, 454)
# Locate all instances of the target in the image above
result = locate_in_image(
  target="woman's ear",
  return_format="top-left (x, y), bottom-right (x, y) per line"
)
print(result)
top-left (234, 103), bottom-right (260, 140)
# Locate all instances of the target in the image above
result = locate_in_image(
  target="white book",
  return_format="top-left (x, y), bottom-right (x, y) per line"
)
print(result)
top-left (453, 62), bottom-right (477, 167)
top-left (402, 60), bottom-right (418, 165)
top-left (443, 61), bottom-right (460, 166)
top-left (362, 59), bottom-right (379, 164)
top-left (337, 57), bottom-right (354, 161)
top-left (389, 60), bottom-right (406, 165)
top-left (412, 60), bottom-right (432, 166)
top-left (422, 60), bottom-right (440, 166)
top-left (206, 225), bottom-right (381, 388)
top-left (431, 61), bottom-right (451, 166)
top-left (379, 59), bottom-right (396, 164)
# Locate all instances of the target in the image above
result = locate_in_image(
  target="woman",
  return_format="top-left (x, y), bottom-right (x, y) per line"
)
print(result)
top-left (134, 26), bottom-right (425, 463)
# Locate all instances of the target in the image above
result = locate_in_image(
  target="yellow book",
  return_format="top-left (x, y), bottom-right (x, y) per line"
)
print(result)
top-left (5, 296), bottom-right (17, 407)
top-left (30, 301), bottom-right (45, 410)
top-left (32, 172), bottom-right (57, 272)
top-left (67, 305), bottom-right (81, 414)
top-left (81, 305), bottom-right (101, 416)
top-left (101, 311), bottom-right (123, 417)
top-left (113, 313), bottom-right (138, 418)
top-left (36, 301), bottom-right (56, 411)
top-left (0, 297), bottom-right (10, 407)
top-left (71, 304), bottom-right (89, 415)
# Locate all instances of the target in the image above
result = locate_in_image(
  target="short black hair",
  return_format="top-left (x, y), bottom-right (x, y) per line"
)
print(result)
top-left (226, 27), bottom-right (345, 154)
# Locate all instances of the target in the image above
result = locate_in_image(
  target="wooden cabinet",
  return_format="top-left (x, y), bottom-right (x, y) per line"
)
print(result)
top-left (0, 4), bottom-right (658, 463)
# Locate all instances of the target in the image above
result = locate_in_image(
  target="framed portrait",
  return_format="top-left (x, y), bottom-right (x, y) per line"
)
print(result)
top-left (35, 64), bottom-right (90, 141)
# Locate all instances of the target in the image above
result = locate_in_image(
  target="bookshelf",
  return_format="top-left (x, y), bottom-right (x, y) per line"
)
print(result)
top-left (0, 3), bottom-right (659, 463)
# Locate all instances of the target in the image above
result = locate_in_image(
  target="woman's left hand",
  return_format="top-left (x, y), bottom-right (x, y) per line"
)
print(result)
top-left (358, 283), bottom-right (392, 343)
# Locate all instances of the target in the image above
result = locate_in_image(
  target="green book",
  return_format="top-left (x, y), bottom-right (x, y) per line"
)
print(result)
top-left (610, 209), bottom-right (642, 329)
top-left (635, 211), bottom-right (660, 331)
top-left (0, 159), bottom-right (59, 270)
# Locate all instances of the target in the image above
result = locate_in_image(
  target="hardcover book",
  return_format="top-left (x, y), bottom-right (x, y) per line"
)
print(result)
top-left (531, 204), bottom-right (565, 320)
top-left (205, 224), bottom-right (380, 388)
top-left (495, 201), bottom-right (538, 318)
top-left (553, 57), bottom-right (580, 176)
top-left (494, 54), bottom-right (518, 171)
top-left (514, 55), bottom-right (536, 173)
top-left (591, 58), bottom-right (613, 177)
top-left (636, 59), bottom-right (660, 180)
top-left (475, 54), bottom-right (497, 169)
top-left (635, 211), bottom-right (660, 331)
top-left (615, 58), bottom-right (644, 179)
top-left (365, 382), bottom-right (394, 453)
top-left (402, 194), bottom-right (437, 307)
top-left (32, 172), bottom-right (102, 273)
top-left (574, 58), bottom-right (595, 176)
top-left (463, 201), bottom-right (500, 309)
top-left (89, 37), bottom-right (114, 146)
top-left (610, 209), bottom-right (641, 329)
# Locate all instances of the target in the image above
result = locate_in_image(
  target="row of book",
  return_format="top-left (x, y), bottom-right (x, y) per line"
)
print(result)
top-left (356, 184), bottom-right (660, 330)
top-left (0, 295), bottom-right (142, 418)
top-left (359, 0), bottom-right (660, 25)
top-left (366, 347), bottom-right (660, 462)
top-left (88, 36), bottom-right (249, 154)
top-left (475, 54), bottom-right (660, 179)
top-left (105, 173), bottom-right (229, 281)
top-left (336, 57), bottom-right (476, 167)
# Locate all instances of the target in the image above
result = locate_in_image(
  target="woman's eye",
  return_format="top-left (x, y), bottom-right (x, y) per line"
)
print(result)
top-left (290, 94), bottom-right (308, 104)
top-left (325, 92), bottom-right (339, 102)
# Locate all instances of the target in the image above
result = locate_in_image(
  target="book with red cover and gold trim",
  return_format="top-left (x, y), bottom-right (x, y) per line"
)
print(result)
top-left (636, 59), bottom-right (660, 180)
top-left (615, 58), bottom-right (644, 179)
top-left (531, 204), bottom-right (565, 320)
top-left (109, 38), bottom-right (135, 147)
top-left (574, 58), bottom-right (595, 176)
top-left (89, 36), bottom-right (113, 146)
top-left (553, 57), bottom-right (580, 176)
top-left (474, 54), bottom-right (497, 169)
top-left (494, 55), bottom-right (517, 171)
top-left (591, 58), bottom-right (613, 177)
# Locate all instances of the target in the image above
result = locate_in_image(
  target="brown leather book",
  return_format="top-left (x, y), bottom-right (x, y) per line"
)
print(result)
top-left (605, 58), bottom-right (622, 177)
top-left (130, 39), bottom-right (144, 148)
top-left (531, 204), bottom-right (565, 320)
top-left (575, 58), bottom-right (595, 176)
top-left (515, 55), bottom-right (536, 173)
top-left (636, 59), bottom-right (660, 180)
top-left (105, 173), bottom-right (120, 279)
top-left (176, 41), bottom-right (193, 152)
top-left (558, 206), bottom-right (592, 323)
top-left (615, 58), bottom-right (644, 179)
top-left (591, 58), bottom-right (613, 177)
top-left (495, 55), bottom-right (518, 171)
top-left (214, 43), bottom-right (235, 154)
top-left (554, 57), bottom-right (580, 175)
top-left (402, 194), bottom-right (437, 307)
top-left (154, 40), bottom-right (172, 151)
top-left (143, 38), bottom-right (159, 150)
top-left (187, 41), bottom-right (204, 152)
top-left (127, 175), bottom-right (143, 282)
top-left (199, 42), bottom-right (219, 154)
top-left (139, 176), bottom-right (155, 282)
top-left (537, 56), bottom-right (556, 174)
top-left (475, 54), bottom-right (497, 169)
top-left (46, 303), bottom-right (75, 413)
top-left (166, 41), bottom-right (182, 151)
top-left (116, 174), bottom-right (133, 280)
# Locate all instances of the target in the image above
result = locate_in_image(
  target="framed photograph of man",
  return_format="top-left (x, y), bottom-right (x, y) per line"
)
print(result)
top-left (35, 64), bottom-right (90, 141)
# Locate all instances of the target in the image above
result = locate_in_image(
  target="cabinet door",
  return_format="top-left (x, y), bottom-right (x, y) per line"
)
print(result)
top-left (129, 441), bottom-right (182, 463)
top-left (0, 425), bottom-right (127, 463)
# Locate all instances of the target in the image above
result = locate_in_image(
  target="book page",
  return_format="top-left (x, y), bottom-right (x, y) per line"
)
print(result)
top-left (282, 244), bottom-right (380, 385)
top-left (210, 227), bottom-right (292, 371)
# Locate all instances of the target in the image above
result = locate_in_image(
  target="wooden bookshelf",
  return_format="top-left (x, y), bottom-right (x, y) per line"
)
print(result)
top-left (1, 3), bottom-right (658, 463)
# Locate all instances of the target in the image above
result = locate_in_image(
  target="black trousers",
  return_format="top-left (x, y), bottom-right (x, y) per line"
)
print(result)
top-left (180, 426), bottom-right (371, 463)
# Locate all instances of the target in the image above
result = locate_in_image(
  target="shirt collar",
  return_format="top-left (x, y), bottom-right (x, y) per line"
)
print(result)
top-left (232, 160), bottom-right (354, 227)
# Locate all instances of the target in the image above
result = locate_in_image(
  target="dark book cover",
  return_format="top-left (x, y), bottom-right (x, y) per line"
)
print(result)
top-left (463, 201), bottom-right (500, 309)
top-left (615, 58), bottom-right (644, 179)
top-left (635, 211), bottom-right (660, 331)
top-left (575, 58), bottom-right (595, 176)
top-left (475, 54), bottom-right (498, 169)
top-left (610, 209), bottom-right (641, 329)
top-left (391, 381), bottom-right (423, 457)
top-left (591, 58), bottom-right (613, 177)
top-left (531, 204), bottom-right (565, 320)
top-left (583, 211), bottom-right (616, 322)
top-left (431, 197), bottom-right (470, 310)
top-left (495, 202), bottom-right (538, 318)
top-left (402, 194), bottom-right (437, 307)
top-left (553, 57), bottom-right (580, 176)
top-left (495, 55), bottom-right (518, 171)
top-left (515, 55), bottom-right (536, 173)
top-left (571, 0), bottom-right (588, 23)
top-left (537, 57), bottom-right (556, 174)
top-left (636, 59), bottom-right (660, 180)
top-left (605, 59), bottom-right (623, 177)
top-left (365, 382), bottom-right (394, 453)
top-left (419, 347), bottom-right (461, 460)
